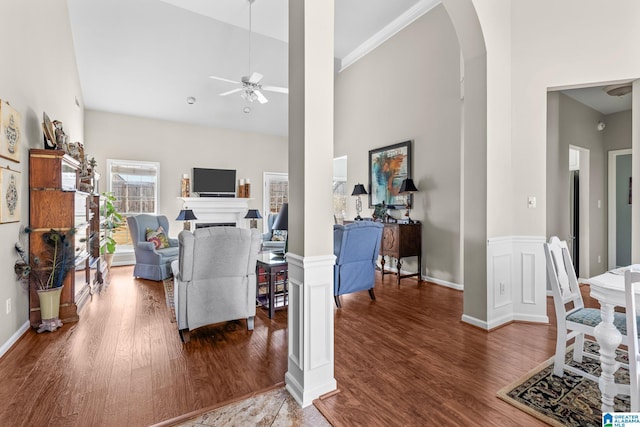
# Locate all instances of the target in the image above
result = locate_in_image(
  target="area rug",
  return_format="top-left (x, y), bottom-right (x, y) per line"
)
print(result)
top-left (162, 277), bottom-right (176, 323)
top-left (497, 340), bottom-right (630, 427)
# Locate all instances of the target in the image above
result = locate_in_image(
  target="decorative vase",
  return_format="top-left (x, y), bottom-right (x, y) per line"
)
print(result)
top-left (105, 253), bottom-right (114, 269)
top-left (36, 286), bottom-right (64, 333)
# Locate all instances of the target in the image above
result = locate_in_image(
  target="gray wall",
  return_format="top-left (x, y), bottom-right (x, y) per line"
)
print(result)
top-left (547, 92), bottom-right (607, 277)
top-left (335, 5), bottom-right (462, 285)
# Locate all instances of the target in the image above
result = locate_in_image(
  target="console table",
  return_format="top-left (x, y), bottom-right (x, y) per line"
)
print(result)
top-left (256, 253), bottom-right (288, 318)
top-left (380, 222), bottom-right (422, 285)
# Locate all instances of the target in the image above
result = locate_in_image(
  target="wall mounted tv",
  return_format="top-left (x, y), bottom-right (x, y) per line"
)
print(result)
top-left (193, 168), bottom-right (236, 197)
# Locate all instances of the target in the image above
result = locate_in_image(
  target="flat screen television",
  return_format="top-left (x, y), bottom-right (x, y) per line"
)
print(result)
top-left (193, 168), bottom-right (236, 197)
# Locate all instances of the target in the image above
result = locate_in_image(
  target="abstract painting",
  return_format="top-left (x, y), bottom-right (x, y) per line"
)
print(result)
top-left (368, 141), bottom-right (411, 209)
top-left (0, 168), bottom-right (20, 223)
top-left (0, 100), bottom-right (21, 163)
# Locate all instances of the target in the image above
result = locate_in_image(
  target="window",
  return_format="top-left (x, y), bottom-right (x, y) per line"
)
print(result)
top-left (107, 159), bottom-right (160, 248)
top-left (263, 172), bottom-right (289, 233)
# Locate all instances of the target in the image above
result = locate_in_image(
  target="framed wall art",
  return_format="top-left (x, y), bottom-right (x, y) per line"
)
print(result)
top-left (368, 140), bottom-right (412, 209)
top-left (0, 100), bottom-right (21, 163)
top-left (0, 168), bottom-right (21, 223)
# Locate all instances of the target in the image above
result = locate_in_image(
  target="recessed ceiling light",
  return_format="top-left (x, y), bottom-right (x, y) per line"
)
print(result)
top-left (186, 96), bottom-right (196, 104)
top-left (243, 106), bottom-right (251, 114)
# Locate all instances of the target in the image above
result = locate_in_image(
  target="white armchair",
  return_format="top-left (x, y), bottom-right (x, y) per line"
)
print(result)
top-left (171, 226), bottom-right (261, 343)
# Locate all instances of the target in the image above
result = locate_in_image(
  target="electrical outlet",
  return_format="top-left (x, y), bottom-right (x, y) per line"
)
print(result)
top-left (499, 282), bottom-right (505, 295)
top-left (5, 298), bottom-right (11, 315)
top-left (598, 255), bottom-right (601, 264)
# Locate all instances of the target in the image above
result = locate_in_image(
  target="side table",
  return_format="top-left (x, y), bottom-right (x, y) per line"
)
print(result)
top-left (256, 253), bottom-right (288, 318)
top-left (380, 222), bottom-right (422, 285)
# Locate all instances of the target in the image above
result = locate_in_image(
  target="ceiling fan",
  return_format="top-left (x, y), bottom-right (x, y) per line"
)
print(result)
top-left (209, 72), bottom-right (287, 104)
top-left (209, 0), bottom-right (288, 105)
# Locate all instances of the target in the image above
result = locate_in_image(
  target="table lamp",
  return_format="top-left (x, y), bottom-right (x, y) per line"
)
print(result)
top-left (399, 178), bottom-right (418, 223)
top-left (244, 209), bottom-right (262, 229)
top-left (351, 183), bottom-right (368, 221)
top-left (176, 208), bottom-right (197, 230)
top-left (271, 203), bottom-right (288, 255)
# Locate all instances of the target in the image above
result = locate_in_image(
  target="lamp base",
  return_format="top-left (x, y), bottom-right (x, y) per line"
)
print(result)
top-left (250, 219), bottom-right (258, 229)
top-left (183, 221), bottom-right (191, 231)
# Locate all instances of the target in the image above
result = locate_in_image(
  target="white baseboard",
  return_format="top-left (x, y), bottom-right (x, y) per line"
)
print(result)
top-left (461, 314), bottom-right (489, 330)
top-left (425, 275), bottom-right (463, 291)
top-left (0, 320), bottom-right (29, 359)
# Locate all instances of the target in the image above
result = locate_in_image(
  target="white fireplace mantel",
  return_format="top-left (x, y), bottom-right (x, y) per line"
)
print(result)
top-left (178, 197), bottom-right (251, 228)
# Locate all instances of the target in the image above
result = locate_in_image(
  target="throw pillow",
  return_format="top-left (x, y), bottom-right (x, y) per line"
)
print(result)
top-left (146, 226), bottom-right (170, 250)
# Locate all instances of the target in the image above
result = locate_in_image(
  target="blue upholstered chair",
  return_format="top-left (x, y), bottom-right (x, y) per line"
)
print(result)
top-left (261, 213), bottom-right (286, 252)
top-left (333, 221), bottom-right (384, 308)
top-left (127, 214), bottom-right (179, 281)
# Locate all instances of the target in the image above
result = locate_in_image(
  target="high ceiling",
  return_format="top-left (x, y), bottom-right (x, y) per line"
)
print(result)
top-left (67, 0), bottom-right (441, 136)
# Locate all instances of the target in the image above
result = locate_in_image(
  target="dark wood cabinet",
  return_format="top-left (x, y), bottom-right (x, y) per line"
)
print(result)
top-left (28, 149), bottom-right (102, 327)
top-left (380, 222), bottom-right (422, 285)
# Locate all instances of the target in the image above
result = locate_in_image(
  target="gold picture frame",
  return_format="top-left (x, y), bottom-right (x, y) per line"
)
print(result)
top-left (0, 100), bottom-right (21, 163)
top-left (0, 168), bottom-right (21, 223)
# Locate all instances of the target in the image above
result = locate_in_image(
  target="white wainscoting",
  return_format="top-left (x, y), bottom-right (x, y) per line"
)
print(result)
top-left (486, 235), bottom-right (548, 329)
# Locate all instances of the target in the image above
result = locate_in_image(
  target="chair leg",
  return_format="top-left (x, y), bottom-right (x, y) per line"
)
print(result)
top-left (179, 329), bottom-right (190, 344)
top-left (247, 316), bottom-right (255, 331)
top-left (368, 288), bottom-right (376, 301)
top-left (334, 296), bottom-right (342, 308)
top-left (573, 333), bottom-right (585, 363)
top-left (553, 328), bottom-right (567, 377)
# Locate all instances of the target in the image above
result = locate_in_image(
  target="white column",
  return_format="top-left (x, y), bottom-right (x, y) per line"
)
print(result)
top-left (285, 0), bottom-right (337, 407)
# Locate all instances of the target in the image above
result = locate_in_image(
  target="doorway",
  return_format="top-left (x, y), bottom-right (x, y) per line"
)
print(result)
top-left (569, 145), bottom-right (590, 279)
top-left (608, 149), bottom-right (632, 269)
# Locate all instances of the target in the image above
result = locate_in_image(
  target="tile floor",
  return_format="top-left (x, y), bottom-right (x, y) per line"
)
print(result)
top-left (173, 387), bottom-right (331, 427)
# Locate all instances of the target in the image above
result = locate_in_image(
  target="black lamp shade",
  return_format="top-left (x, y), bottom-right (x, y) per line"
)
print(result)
top-left (176, 209), bottom-right (197, 221)
top-left (351, 184), bottom-right (368, 196)
top-left (399, 178), bottom-right (418, 193)
top-left (244, 209), bottom-right (263, 219)
top-left (272, 203), bottom-right (288, 231)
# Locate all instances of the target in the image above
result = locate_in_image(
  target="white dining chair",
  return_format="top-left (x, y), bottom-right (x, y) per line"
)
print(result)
top-left (625, 269), bottom-right (640, 411)
top-left (544, 236), bottom-right (628, 381)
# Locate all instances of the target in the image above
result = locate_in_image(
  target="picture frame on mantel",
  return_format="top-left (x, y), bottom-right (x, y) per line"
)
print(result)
top-left (0, 100), bottom-right (21, 163)
top-left (0, 167), bottom-right (21, 223)
top-left (368, 140), bottom-right (412, 209)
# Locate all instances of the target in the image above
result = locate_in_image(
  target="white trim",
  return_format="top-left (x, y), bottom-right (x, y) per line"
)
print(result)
top-left (514, 313), bottom-right (549, 324)
top-left (285, 252), bottom-right (337, 408)
top-left (608, 149), bottom-right (632, 269)
top-left (461, 314), bottom-right (488, 330)
top-left (425, 275), bottom-right (463, 291)
top-left (0, 320), bottom-right (29, 359)
top-left (338, 0), bottom-right (442, 72)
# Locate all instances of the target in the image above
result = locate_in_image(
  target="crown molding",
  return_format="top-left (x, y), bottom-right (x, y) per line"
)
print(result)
top-left (338, 0), bottom-right (441, 72)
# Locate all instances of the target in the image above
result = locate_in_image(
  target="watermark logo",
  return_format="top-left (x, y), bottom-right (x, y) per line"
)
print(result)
top-left (603, 412), bottom-right (640, 427)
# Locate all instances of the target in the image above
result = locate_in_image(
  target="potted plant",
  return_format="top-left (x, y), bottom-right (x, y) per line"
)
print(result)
top-left (15, 226), bottom-right (76, 333)
top-left (100, 192), bottom-right (124, 269)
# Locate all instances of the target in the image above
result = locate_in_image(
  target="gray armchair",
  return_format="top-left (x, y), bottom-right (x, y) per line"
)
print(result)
top-left (127, 214), bottom-right (179, 281)
top-left (261, 213), bottom-right (286, 252)
top-left (171, 226), bottom-right (261, 343)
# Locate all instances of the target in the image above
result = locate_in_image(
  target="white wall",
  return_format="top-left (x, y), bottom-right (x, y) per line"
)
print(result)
top-left (335, 5), bottom-right (462, 285)
top-left (85, 110), bottom-right (287, 236)
top-left (506, 0), bottom-right (640, 238)
top-left (0, 0), bottom-right (84, 352)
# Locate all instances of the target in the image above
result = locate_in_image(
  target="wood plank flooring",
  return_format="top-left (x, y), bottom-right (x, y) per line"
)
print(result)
top-left (0, 265), bottom-right (574, 426)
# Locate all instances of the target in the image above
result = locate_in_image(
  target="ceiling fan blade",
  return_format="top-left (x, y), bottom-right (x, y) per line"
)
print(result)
top-left (262, 85), bottom-right (288, 94)
top-left (248, 72), bottom-right (263, 84)
top-left (209, 75), bottom-right (241, 85)
top-left (219, 88), bottom-right (243, 97)
top-left (254, 90), bottom-right (269, 104)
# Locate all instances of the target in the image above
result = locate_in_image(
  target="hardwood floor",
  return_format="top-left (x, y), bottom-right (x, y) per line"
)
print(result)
top-left (0, 265), bottom-right (574, 426)
top-left (0, 266), bottom-right (288, 427)
top-left (319, 278), bottom-right (559, 427)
